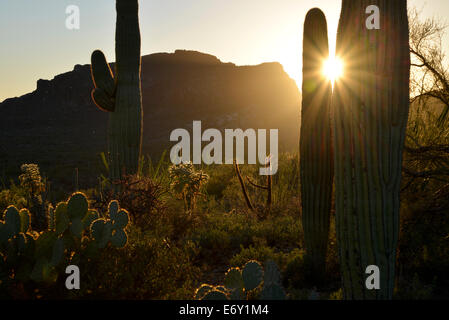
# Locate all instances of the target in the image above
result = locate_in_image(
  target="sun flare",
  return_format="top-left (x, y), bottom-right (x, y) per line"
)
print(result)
top-left (323, 56), bottom-right (343, 84)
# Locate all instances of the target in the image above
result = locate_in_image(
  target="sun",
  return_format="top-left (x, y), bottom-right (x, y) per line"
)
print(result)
top-left (323, 56), bottom-right (344, 84)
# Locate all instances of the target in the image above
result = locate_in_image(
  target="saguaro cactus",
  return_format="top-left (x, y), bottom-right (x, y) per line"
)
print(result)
top-left (332, 1), bottom-right (410, 299)
top-left (300, 8), bottom-right (333, 280)
top-left (90, 0), bottom-right (143, 182)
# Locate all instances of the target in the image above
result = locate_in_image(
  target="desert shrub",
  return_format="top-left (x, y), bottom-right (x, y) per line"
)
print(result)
top-left (157, 203), bottom-right (199, 242)
top-left (189, 209), bottom-right (301, 262)
top-left (250, 215), bottom-right (301, 248)
top-left (282, 249), bottom-right (306, 290)
top-left (390, 94), bottom-right (449, 297)
top-left (219, 155), bottom-right (299, 215)
top-left (398, 202), bottom-right (449, 296)
top-left (92, 174), bottom-right (168, 229)
top-left (271, 153), bottom-right (299, 203)
top-left (230, 245), bottom-right (291, 269)
top-left (221, 176), bottom-right (249, 211)
top-left (0, 186), bottom-right (27, 213)
top-left (398, 101), bottom-right (449, 295)
top-left (189, 212), bottom-right (257, 259)
top-left (0, 164), bottom-right (49, 231)
top-left (73, 227), bottom-right (201, 299)
top-left (204, 164), bottom-right (235, 199)
top-left (395, 273), bottom-right (435, 300)
top-left (3, 148), bottom-right (449, 299)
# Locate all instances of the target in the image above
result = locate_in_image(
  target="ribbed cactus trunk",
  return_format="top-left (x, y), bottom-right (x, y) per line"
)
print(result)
top-left (332, 0), bottom-right (410, 299)
top-left (90, 0), bottom-right (143, 183)
top-left (300, 8), bottom-right (333, 281)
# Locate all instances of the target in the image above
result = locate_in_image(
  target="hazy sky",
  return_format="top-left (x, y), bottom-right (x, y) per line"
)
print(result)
top-left (0, 0), bottom-right (447, 102)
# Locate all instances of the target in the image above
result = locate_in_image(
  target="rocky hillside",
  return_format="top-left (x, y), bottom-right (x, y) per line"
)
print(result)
top-left (0, 50), bottom-right (300, 187)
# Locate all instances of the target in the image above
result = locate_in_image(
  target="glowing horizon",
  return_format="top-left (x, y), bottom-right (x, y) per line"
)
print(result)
top-left (0, 0), bottom-right (446, 102)
top-left (0, 1), bottom-right (342, 102)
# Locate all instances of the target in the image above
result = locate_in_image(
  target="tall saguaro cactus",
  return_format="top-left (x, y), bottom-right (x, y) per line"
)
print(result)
top-left (332, 1), bottom-right (410, 299)
top-left (300, 8), bottom-right (333, 281)
top-left (90, 0), bottom-right (143, 182)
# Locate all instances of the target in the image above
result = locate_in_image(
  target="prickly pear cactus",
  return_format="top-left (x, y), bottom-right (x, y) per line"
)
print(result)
top-left (195, 260), bottom-right (285, 300)
top-left (201, 288), bottom-right (229, 301)
top-left (0, 206), bottom-right (23, 241)
top-left (242, 260), bottom-right (264, 291)
top-left (67, 192), bottom-right (89, 238)
top-left (90, 200), bottom-right (129, 249)
top-left (223, 267), bottom-right (245, 299)
top-left (332, 1), bottom-right (410, 299)
top-left (300, 7), bottom-right (334, 280)
top-left (194, 284), bottom-right (215, 300)
top-left (0, 192), bottom-right (129, 290)
top-left (260, 260), bottom-right (286, 300)
top-left (90, 0), bottom-right (143, 182)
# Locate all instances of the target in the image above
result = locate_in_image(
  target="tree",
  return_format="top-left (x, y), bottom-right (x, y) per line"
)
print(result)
top-left (410, 8), bottom-right (449, 122)
top-left (404, 8), bottom-right (449, 189)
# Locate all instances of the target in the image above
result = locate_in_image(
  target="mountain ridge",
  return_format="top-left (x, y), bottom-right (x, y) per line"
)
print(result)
top-left (0, 50), bottom-right (300, 188)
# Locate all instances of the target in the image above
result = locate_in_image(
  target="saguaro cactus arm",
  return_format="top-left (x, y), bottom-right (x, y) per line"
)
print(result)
top-left (89, 0), bottom-right (143, 182)
top-left (91, 50), bottom-right (116, 112)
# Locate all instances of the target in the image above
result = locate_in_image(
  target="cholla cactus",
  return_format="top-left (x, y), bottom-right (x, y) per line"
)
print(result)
top-left (18, 164), bottom-right (46, 230)
top-left (19, 164), bottom-right (44, 196)
top-left (168, 163), bottom-right (209, 213)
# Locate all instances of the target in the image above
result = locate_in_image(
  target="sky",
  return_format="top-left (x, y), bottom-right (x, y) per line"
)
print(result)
top-left (0, 0), bottom-right (447, 102)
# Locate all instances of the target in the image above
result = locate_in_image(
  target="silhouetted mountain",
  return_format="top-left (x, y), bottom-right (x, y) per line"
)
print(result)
top-left (0, 50), bottom-right (300, 187)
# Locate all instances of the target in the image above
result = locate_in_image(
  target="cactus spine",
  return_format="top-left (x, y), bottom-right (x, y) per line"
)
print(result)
top-left (332, 1), bottom-right (410, 299)
top-left (90, 0), bottom-right (143, 182)
top-left (300, 8), bottom-right (333, 280)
